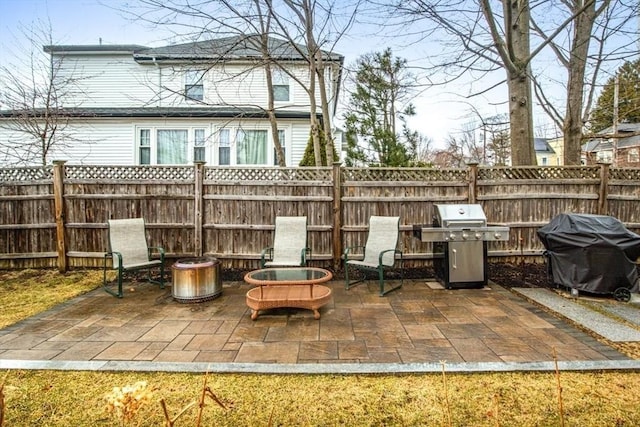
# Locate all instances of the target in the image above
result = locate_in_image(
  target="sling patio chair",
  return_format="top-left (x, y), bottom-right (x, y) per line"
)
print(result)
top-left (103, 218), bottom-right (165, 298)
top-left (344, 215), bottom-right (403, 296)
top-left (260, 216), bottom-right (311, 268)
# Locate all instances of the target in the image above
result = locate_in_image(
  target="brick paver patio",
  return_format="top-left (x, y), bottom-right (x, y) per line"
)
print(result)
top-left (0, 279), bottom-right (629, 366)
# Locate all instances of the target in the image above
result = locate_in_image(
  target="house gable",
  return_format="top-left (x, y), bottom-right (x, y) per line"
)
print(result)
top-left (1, 36), bottom-right (343, 167)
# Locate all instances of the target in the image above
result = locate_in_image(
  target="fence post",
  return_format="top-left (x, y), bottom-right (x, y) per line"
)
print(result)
top-left (52, 160), bottom-right (68, 272)
top-left (332, 162), bottom-right (343, 271)
top-left (597, 161), bottom-right (610, 216)
top-left (467, 161), bottom-right (479, 204)
top-left (194, 161), bottom-right (205, 257)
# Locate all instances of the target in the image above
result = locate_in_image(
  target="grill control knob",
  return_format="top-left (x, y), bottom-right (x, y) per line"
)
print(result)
top-left (449, 232), bottom-right (456, 240)
top-left (461, 232), bottom-right (469, 240)
top-left (494, 232), bottom-right (502, 240)
top-left (475, 232), bottom-right (483, 240)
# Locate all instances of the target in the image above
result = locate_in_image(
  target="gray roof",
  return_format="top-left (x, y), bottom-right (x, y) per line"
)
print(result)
top-left (534, 138), bottom-right (555, 154)
top-left (133, 34), bottom-right (343, 63)
top-left (0, 107), bottom-right (317, 120)
top-left (583, 122), bottom-right (640, 152)
top-left (44, 45), bottom-right (149, 54)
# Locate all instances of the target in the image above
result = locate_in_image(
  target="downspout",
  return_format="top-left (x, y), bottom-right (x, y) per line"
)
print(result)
top-left (152, 57), bottom-right (161, 107)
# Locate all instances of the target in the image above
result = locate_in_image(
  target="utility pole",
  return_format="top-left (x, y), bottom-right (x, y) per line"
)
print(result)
top-left (612, 75), bottom-right (619, 166)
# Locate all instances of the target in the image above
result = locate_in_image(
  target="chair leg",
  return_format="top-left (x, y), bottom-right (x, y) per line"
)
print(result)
top-left (378, 266), bottom-right (402, 297)
top-left (345, 264), bottom-right (365, 290)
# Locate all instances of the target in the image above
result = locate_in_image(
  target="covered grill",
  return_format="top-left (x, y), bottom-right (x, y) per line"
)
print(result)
top-left (537, 213), bottom-right (640, 299)
top-left (413, 204), bottom-right (509, 289)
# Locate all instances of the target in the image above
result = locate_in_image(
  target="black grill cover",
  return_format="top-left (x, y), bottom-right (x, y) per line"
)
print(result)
top-left (537, 214), bottom-right (640, 294)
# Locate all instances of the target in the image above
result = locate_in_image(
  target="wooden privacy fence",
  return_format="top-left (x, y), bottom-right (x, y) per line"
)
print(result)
top-left (1, 161), bottom-right (640, 271)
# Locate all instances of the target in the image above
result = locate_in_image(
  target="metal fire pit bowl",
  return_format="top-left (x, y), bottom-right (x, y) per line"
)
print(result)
top-left (171, 257), bottom-right (222, 303)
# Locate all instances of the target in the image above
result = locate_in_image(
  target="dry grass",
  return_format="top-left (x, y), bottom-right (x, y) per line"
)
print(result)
top-left (0, 269), bottom-right (107, 329)
top-left (1, 269), bottom-right (640, 426)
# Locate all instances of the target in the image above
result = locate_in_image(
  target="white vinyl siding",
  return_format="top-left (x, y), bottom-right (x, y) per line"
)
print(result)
top-left (53, 54), bottom-right (159, 107)
top-left (53, 55), bottom-right (331, 110)
top-left (291, 123), bottom-right (312, 165)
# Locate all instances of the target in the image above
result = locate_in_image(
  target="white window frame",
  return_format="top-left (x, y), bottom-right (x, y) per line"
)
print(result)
top-left (213, 125), bottom-right (290, 166)
top-left (596, 150), bottom-right (613, 163)
top-left (135, 126), bottom-right (211, 165)
top-left (185, 70), bottom-right (204, 102)
top-left (271, 68), bottom-right (291, 103)
top-left (628, 147), bottom-right (639, 163)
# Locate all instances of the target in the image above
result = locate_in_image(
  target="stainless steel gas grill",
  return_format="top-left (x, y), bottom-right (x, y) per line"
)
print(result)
top-left (413, 204), bottom-right (510, 289)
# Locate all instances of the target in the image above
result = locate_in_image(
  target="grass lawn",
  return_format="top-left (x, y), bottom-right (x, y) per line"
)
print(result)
top-left (1, 269), bottom-right (640, 426)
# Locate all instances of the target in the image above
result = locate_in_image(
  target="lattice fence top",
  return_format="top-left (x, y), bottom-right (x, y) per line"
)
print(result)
top-left (610, 168), bottom-right (640, 181)
top-left (204, 167), bottom-right (332, 182)
top-left (478, 166), bottom-right (602, 180)
top-left (65, 165), bottom-right (194, 181)
top-left (342, 167), bottom-right (468, 182)
top-left (0, 166), bottom-right (53, 182)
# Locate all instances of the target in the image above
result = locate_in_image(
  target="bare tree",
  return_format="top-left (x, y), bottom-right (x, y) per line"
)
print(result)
top-left (391, 0), bottom-right (638, 165)
top-left (0, 22), bottom-right (88, 166)
top-left (267, 0), bottom-right (361, 165)
top-left (530, 0), bottom-right (637, 165)
top-left (127, 0), bottom-right (289, 165)
top-left (125, 0), bottom-right (356, 166)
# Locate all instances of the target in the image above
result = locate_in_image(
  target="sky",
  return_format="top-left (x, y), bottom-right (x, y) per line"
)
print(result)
top-left (0, 0), bottom-right (516, 148)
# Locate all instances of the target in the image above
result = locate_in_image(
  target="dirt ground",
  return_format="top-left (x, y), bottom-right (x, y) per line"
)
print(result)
top-left (221, 262), bottom-right (551, 287)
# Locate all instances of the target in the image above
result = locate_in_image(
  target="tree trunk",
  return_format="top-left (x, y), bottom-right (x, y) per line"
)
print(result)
top-left (505, 0), bottom-right (535, 166)
top-left (315, 52), bottom-right (334, 165)
top-left (563, 1), bottom-right (596, 165)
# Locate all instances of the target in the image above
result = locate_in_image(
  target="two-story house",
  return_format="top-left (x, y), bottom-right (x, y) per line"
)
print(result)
top-left (582, 123), bottom-right (640, 166)
top-left (0, 35), bottom-right (343, 166)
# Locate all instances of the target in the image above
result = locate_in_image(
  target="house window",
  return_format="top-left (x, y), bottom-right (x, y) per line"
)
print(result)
top-left (272, 69), bottom-right (290, 102)
top-left (236, 129), bottom-right (268, 164)
top-left (596, 150), bottom-right (613, 163)
top-left (194, 129), bottom-right (206, 162)
top-left (628, 148), bottom-right (640, 163)
top-left (185, 70), bottom-right (204, 101)
top-left (219, 129), bottom-right (230, 165)
top-left (139, 129), bottom-right (151, 165)
top-left (540, 157), bottom-right (548, 166)
top-left (274, 129), bottom-right (286, 165)
top-left (157, 129), bottom-right (188, 164)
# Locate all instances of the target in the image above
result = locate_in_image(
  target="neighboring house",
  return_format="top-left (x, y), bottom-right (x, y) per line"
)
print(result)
top-left (0, 35), bottom-right (343, 167)
top-left (547, 136), bottom-right (564, 165)
top-left (582, 123), bottom-right (640, 166)
top-left (535, 137), bottom-right (557, 166)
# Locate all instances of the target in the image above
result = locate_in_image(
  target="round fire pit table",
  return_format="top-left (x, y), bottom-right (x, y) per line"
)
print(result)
top-left (172, 257), bottom-right (222, 303)
top-left (244, 267), bottom-right (333, 320)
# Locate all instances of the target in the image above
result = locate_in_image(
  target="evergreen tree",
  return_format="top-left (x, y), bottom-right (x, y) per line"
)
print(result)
top-left (343, 49), bottom-right (417, 167)
top-left (590, 58), bottom-right (640, 132)
top-left (299, 129), bottom-right (338, 166)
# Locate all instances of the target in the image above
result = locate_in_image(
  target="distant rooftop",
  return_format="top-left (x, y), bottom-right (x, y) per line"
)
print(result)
top-left (43, 35), bottom-right (343, 63)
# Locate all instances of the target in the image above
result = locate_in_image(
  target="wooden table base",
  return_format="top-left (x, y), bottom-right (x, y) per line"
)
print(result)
top-left (246, 284), bottom-right (332, 320)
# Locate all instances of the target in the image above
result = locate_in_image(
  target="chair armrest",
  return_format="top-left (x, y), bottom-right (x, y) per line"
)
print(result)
top-left (104, 251), bottom-right (123, 269)
top-left (261, 247), bottom-right (274, 260)
top-left (378, 249), bottom-right (402, 266)
top-left (344, 245), bottom-right (365, 260)
top-left (302, 247), bottom-right (312, 265)
top-left (260, 247), bottom-right (274, 268)
top-left (148, 246), bottom-right (165, 261)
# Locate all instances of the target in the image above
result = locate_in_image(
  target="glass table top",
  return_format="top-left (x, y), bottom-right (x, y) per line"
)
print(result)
top-left (246, 268), bottom-right (331, 283)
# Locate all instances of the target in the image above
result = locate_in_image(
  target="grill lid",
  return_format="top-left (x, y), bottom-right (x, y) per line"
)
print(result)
top-left (436, 204), bottom-right (487, 227)
top-left (413, 203), bottom-right (509, 242)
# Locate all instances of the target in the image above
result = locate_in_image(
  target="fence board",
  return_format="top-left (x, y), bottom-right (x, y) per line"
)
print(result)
top-left (2, 163), bottom-right (640, 271)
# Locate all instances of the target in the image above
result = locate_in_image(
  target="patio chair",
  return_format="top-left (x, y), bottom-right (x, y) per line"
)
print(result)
top-left (103, 218), bottom-right (165, 298)
top-left (260, 216), bottom-right (310, 268)
top-left (344, 216), bottom-right (403, 296)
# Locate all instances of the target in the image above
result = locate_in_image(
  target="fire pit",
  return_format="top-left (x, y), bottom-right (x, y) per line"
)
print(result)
top-left (171, 257), bottom-right (222, 302)
top-left (413, 204), bottom-right (510, 289)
